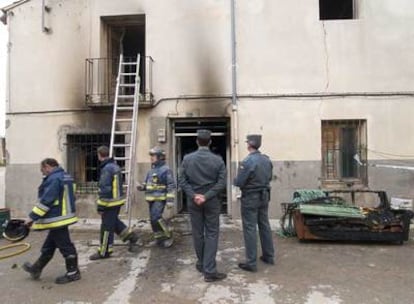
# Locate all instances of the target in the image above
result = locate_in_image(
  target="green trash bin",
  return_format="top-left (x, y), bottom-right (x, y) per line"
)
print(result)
top-left (0, 208), bottom-right (11, 238)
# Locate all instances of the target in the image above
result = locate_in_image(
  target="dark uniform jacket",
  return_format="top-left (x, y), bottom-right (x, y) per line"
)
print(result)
top-left (29, 167), bottom-right (77, 230)
top-left (143, 160), bottom-right (176, 202)
top-left (234, 150), bottom-right (272, 193)
top-left (97, 158), bottom-right (125, 210)
top-left (179, 147), bottom-right (226, 201)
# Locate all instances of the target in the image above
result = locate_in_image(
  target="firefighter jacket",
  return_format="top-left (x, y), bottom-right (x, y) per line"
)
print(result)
top-left (143, 160), bottom-right (176, 202)
top-left (233, 150), bottom-right (273, 192)
top-left (97, 158), bottom-right (125, 210)
top-left (29, 167), bottom-right (78, 230)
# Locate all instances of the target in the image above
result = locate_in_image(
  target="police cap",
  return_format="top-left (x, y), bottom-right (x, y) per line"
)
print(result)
top-left (197, 129), bottom-right (211, 140)
top-left (246, 134), bottom-right (262, 149)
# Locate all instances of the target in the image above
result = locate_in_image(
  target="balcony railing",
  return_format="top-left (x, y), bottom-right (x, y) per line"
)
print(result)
top-left (85, 56), bottom-right (154, 107)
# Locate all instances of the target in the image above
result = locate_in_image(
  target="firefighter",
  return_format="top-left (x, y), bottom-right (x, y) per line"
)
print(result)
top-left (234, 134), bottom-right (275, 272)
top-left (23, 158), bottom-right (80, 284)
top-left (89, 146), bottom-right (139, 260)
top-left (137, 146), bottom-right (176, 247)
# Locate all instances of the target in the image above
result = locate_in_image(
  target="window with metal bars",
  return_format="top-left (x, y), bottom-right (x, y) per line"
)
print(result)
top-left (321, 120), bottom-right (367, 183)
top-left (66, 134), bottom-right (125, 193)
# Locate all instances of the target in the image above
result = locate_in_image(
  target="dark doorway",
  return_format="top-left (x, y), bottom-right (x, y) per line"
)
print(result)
top-left (173, 120), bottom-right (229, 214)
top-left (102, 15), bottom-right (146, 95)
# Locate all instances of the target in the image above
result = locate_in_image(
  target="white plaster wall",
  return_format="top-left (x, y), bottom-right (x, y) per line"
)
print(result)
top-left (237, 0), bottom-right (414, 93)
top-left (5, 0), bottom-right (414, 164)
top-left (6, 0), bottom-right (414, 109)
top-left (236, 97), bottom-right (414, 161)
top-left (7, 0), bottom-right (90, 112)
top-left (6, 111), bottom-right (111, 164)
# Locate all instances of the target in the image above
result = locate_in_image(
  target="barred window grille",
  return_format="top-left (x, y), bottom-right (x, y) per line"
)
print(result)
top-left (66, 134), bottom-right (125, 193)
top-left (321, 120), bottom-right (367, 183)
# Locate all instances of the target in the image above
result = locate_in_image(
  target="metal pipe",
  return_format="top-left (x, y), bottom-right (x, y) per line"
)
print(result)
top-left (153, 90), bottom-right (414, 106)
top-left (230, 0), bottom-right (237, 107)
top-left (230, 0), bottom-right (239, 215)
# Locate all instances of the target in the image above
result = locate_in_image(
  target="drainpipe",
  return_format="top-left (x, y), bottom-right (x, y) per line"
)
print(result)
top-left (230, 0), bottom-right (240, 212)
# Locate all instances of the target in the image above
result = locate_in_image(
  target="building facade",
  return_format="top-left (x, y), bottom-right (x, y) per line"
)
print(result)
top-left (2, 0), bottom-right (414, 219)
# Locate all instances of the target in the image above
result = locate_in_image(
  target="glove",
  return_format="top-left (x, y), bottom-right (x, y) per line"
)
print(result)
top-left (136, 183), bottom-right (146, 191)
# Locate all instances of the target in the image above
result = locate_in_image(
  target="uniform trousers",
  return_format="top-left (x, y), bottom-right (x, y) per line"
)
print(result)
top-left (99, 206), bottom-right (127, 255)
top-left (240, 190), bottom-right (274, 267)
top-left (188, 197), bottom-right (221, 274)
top-left (41, 226), bottom-right (77, 258)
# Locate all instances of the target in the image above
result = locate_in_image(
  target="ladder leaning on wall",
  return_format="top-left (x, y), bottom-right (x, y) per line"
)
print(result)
top-left (109, 53), bottom-right (140, 226)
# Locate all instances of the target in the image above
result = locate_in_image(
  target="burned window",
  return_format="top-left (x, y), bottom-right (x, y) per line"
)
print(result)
top-left (66, 134), bottom-right (124, 193)
top-left (320, 0), bottom-right (354, 20)
top-left (321, 120), bottom-right (367, 183)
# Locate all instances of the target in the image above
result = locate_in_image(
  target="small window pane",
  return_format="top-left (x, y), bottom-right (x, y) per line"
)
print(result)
top-left (320, 0), bottom-right (354, 20)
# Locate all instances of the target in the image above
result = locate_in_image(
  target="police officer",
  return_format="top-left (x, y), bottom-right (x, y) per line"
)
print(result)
top-left (23, 158), bottom-right (80, 284)
top-left (89, 146), bottom-right (139, 260)
top-left (178, 129), bottom-right (227, 282)
top-left (234, 134), bottom-right (275, 272)
top-left (137, 146), bottom-right (175, 247)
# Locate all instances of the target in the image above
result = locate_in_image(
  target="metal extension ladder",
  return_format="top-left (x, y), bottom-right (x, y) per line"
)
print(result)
top-left (109, 53), bottom-right (140, 226)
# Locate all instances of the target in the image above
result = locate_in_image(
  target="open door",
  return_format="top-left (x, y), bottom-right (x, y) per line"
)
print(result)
top-left (173, 119), bottom-right (230, 214)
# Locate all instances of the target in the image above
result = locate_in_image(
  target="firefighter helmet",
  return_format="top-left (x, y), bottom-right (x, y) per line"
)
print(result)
top-left (2, 219), bottom-right (30, 242)
top-left (149, 146), bottom-right (166, 160)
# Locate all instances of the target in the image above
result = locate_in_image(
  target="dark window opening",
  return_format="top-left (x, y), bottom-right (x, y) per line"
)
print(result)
top-left (67, 134), bottom-right (124, 193)
top-left (320, 0), bottom-right (354, 20)
top-left (321, 120), bottom-right (367, 183)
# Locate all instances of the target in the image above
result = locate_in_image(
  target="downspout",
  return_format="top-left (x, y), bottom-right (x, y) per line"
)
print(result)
top-left (230, 0), bottom-right (240, 212)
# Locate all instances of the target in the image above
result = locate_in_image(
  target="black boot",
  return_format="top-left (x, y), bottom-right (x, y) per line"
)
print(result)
top-left (55, 255), bottom-right (81, 284)
top-left (124, 230), bottom-right (140, 252)
top-left (22, 255), bottom-right (53, 280)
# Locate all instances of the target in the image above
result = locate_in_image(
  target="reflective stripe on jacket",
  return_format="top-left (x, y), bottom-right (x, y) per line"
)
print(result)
top-left (97, 158), bottom-right (125, 209)
top-left (30, 167), bottom-right (78, 230)
top-left (144, 160), bottom-right (175, 202)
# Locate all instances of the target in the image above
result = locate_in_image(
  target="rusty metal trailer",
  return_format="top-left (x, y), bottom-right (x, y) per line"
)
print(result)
top-left (281, 189), bottom-right (413, 244)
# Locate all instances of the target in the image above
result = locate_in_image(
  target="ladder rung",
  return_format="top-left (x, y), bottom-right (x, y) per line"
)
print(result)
top-left (115, 118), bottom-right (133, 122)
top-left (114, 131), bottom-right (132, 134)
top-left (117, 107), bottom-right (134, 111)
top-left (119, 84), bottom-right (136, 87)
top-left (113, 144), bottom-right (131, 147)
top-left (120, 73), bottom-right (136, 76)
top-left (121, 170), bottom-right (130, 174)
top-left (114, 157), bottom-right (130, 161)
top-left (118, 95), bottom-right (135, 98)
top-left (121, 62), bottom-right (137, 65)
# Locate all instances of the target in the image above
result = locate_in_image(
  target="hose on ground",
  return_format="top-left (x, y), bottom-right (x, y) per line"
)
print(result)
top-left (0, 242), bottom-right (31, 260)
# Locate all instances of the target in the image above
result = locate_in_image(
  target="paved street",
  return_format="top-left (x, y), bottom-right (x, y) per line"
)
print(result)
top-left (1, 217), bottom-right (414, 304)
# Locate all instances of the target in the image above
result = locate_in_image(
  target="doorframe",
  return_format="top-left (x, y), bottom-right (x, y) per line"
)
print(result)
top-left (170, 118), bottom-right (231, 215)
